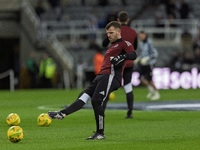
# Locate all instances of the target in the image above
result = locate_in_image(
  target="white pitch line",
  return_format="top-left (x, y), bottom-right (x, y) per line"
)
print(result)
top-left (37, 106), bottom-right (53, 110)
top-left (37, 104), bottom-right (65, 110)
top-left (147, 104), bottom-right (200, 109)
top-left (38, 103), bottom-right (200, 111)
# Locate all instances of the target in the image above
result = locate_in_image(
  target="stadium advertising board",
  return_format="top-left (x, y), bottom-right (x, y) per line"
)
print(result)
top-left (132, 68), bottom-right (200, 89)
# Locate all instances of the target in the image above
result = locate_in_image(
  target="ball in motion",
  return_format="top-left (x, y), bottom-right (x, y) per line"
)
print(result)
top-left (109, 92), bottom-right (115, 101)
top-left (6, 113), bottom-right (21, 126)
top-left (37, 113), bottom-right (52, 127)
top-left (7, 126), bottom-right (24, 143)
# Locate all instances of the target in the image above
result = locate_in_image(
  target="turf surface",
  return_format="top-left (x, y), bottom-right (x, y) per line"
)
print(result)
top-left (0, 88), bottom-right (200, 150)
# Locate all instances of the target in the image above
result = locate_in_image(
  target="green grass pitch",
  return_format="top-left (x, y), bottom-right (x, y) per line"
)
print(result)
top-left (0, 87), bottom-right (200, 150)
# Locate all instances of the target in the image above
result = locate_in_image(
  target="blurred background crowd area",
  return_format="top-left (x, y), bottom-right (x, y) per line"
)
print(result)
top-left (0, 0), bottom-right (200, 89)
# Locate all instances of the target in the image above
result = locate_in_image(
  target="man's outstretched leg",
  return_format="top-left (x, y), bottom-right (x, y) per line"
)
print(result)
top-left (48, 92), bottom-right (91, 120)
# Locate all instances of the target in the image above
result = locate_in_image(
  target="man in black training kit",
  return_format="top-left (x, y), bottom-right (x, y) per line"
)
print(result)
top-left (48, 21), bottom-right (137, 140)
top-left (102, 11), bottom-right (137, 118)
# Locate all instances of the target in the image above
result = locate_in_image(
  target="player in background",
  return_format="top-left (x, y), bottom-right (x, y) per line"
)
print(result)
top-left (136, 31), bottom-right (160, 100)
top-left (48, 21), bottom-right (137, 140)
top-left (93, 48), bottom-right (104, 76)
top-left (102, 11), bottom-right (137, 118)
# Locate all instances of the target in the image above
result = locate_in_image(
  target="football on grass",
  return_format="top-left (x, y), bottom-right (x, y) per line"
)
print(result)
top-left (109, 92), bottom-right (115, 101)
top-left (37, 113), bottom-right (52, 127)
top-left (7, 126), bottom-right (24, 143)
top-left (6, 113), bottom-right (20, 126)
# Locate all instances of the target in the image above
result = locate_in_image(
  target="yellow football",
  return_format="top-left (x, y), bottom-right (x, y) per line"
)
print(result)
top-left (37, 113), bottom-right (52, 127)
top-left (6, 113), bottom-right (20, 126)
top-left (7, 126), bottom-right (23, 143)
top-left (109, 92), bottom-right (115, 101)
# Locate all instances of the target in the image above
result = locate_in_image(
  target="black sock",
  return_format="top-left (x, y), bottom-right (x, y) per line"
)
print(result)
top-left (61, 100), bottom-right (85, 115)
top-left (126, 92), bottom-right (134, 115)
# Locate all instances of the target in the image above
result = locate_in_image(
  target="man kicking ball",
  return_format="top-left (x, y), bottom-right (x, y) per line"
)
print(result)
top-left (48, 21), bottom-right (137, 140)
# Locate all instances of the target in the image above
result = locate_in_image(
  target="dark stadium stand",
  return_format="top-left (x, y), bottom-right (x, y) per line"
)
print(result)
top-left (0, 0), bottom-right (199, 89)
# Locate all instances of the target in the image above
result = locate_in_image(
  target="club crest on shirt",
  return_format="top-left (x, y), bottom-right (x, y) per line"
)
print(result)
top-left (113, 44), bottom-right (118, 48)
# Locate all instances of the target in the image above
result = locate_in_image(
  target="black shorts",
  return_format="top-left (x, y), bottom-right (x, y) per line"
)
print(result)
top-left (84, 74), bottom-right (121, 104)
top-left (123, 66), bottom-right (133, 85)
top-left (139, 64), bottom-right (153, 81)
